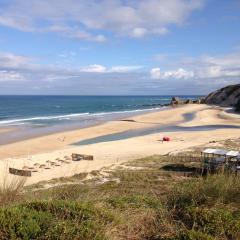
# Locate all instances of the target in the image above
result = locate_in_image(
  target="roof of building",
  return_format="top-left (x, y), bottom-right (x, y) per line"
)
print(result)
top-left (226, 150), bottom-right (239, 157)
top-left (202, 148), bottom-right (216, 154)
top-left (202, 148), bottom-right (228, 155)
top-left (202, 148), bottom-right (240, 158)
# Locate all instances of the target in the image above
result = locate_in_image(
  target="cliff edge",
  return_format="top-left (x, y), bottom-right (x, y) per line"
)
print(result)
top-left (205, 84), bottom-right (240, 112)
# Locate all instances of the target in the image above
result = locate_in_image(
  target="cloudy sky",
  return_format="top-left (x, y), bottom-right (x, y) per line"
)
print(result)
top-left (0, 0), bottom-right (239, 95)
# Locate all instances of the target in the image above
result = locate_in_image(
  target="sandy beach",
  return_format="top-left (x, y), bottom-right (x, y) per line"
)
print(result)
top-left (0, 104), bottom-right (239, 186)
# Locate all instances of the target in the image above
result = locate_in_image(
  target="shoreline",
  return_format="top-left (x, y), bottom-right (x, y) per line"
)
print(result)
top-left (0, 104), bottom-right (239, 187)
top-left (0, 106), bottom-right (169, 146)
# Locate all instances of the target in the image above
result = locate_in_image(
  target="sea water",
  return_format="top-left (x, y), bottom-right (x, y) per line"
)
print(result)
top-left (0, 95), bottom-right (200, 127)
top-left (0, 95), bottom-right (200, 144)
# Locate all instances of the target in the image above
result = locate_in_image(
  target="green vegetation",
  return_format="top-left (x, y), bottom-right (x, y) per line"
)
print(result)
top-left (0, 155), bottom-right (240, 239)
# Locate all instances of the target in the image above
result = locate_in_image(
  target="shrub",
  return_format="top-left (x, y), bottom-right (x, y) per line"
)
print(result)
top-left (180, 207), bottom-right (240, 239)
top-left (0, 201), bottom-right (114, 240)
top-left (107, 195), bottom-right (162, 210)
top-left (168, 174), bottom-right (240, 209)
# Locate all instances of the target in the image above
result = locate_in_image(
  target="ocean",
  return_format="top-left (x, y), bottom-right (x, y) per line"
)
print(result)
top-left (0, 95), bottom-right (202, 127)
top-left (0, 95), bottom-right (201, 144)
top-left (0, 96), bottom-right (200, 128)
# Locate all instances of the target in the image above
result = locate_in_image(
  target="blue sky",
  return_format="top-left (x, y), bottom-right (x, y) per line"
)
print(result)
top-left (0, 0), bottom-right (239, 95)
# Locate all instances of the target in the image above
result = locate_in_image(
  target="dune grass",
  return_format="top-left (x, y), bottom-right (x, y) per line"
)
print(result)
top-left (0, 162), bottom-right (26, 207)
top-left (0, 155), bottom-right (239, 239)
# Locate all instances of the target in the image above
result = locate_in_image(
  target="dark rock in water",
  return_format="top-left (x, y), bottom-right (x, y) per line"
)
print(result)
top-left (185, 99), bottom-right (193, 104)
top-left (236, 98), bottom-right (240, 112)
top-left (205, 84), bottom-right (240, 108)
top-left (199, 97), bottom-right (206, 104)
top-left (171, 97), bottom-right (202, 106)
top-left (172, 96), bottom-right (180, 102)
top-left (192, 100), bottom-right (199, 104)
top-left (171, 97), bottom-right (183, 105)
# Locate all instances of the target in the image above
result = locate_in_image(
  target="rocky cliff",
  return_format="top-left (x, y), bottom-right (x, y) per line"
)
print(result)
top-left (204, 84), bottom-right (240, 112)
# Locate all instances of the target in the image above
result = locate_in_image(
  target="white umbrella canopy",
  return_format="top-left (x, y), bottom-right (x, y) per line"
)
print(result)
top-left (202, 148), bottom-right (228, 156)
top-left (226, 150), bottom-right (239, 157)
top-left (202, 148), bottom-right (216, 154)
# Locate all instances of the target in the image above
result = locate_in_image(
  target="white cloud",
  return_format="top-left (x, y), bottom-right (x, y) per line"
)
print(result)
top-left (0, 0), bottom-right (205, 40)
top-left (151, 67), bottom-right (194, 79)
top-left (196, 65), bottom-right (240, 79)
top-left (131, 28), bottom-right (148, 38)
top-left (0, 52), bottom-right (143, 76)
top-left (0, 52), bottom-right (32, 68)
top-left (80, 64), bottom-right (143, 73)
top-left (181, 52), bottom-right (240, 80)
top-left (80, 64), bottom-right (107, 73)
top-left (46, 25), bottom-right (107, 42)
top-left (109, 65), bottom-right (143, 73)
top-left (151, 51), bottom-right (240, 83)
top-left (199, 53), bottom-right (240, 68)
top-left (151, 68), bottom-right (162, 79)
top-left (0, 70), bottom-right (25, 81)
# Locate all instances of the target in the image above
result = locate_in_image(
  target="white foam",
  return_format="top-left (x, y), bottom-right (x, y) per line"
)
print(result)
top-left (0, 113), bottom-right (90, 125)
top-left (91, 107), bottom-right (163, 116)
top-left (0, 106), bottom-right (164, 126)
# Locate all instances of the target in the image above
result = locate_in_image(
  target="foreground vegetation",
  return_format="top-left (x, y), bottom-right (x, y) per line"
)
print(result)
top-left (0, 155), bottom-right (240, 240)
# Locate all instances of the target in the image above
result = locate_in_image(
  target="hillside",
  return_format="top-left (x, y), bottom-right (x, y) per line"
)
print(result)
top-left (205, 84), bottom-right (240, 111)
top-left (1, 138), bottom-right (240, 239)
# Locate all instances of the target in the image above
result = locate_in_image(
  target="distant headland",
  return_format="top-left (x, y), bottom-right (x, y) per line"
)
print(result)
top-left (171, 84), bottom-right (240, 112)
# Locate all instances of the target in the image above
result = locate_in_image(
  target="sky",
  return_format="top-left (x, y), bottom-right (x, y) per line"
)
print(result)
top-left (0, 0), bottom-right (239, 95)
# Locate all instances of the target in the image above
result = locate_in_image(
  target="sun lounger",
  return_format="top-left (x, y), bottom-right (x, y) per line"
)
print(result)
top-left (63, 160), bottom-right (71, 164)
top-left (9, 167), bottom-right (31, 177)
top-left (39, 164), bottom-right (46, 168)
top-left (49, 161), bottom-right (56, 166)
top-left (22, 165), bottom-right (38, 172)
top-left (27, 166), bottom-right (35, 170)
top-left (72, 153), bottom-right (94, 161)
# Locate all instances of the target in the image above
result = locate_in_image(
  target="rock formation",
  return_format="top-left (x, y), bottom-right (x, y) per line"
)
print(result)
top-left (204, 84), bottom-right (240, 112)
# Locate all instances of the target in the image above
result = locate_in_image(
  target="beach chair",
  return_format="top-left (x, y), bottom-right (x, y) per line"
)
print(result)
top-left (33, 163), bottom-right (40, 167)
top-left (63, 160), bottom-right (71, 164)
top-left (71, 153), bottom-right (84, 161)
top-left (39, 164), bottom-right (46, 169)
top-left (64, 156), bottom-right (71, 160)
top-left (71, 153), bottom-right (94, 161)
top-left (9, 167), bottom-right (32, 177)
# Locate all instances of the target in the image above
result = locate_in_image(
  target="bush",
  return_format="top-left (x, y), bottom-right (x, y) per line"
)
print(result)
top-left (168, 174), bottom-right (240, 209)
top-left (0, 201), bottom-right (114, 240)
top-left (181, 207), bottom-right (240, 239)
top-left (0, 206), bottom-right (51, 239)
top-left (107, 195), bottom-right (162, 210)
